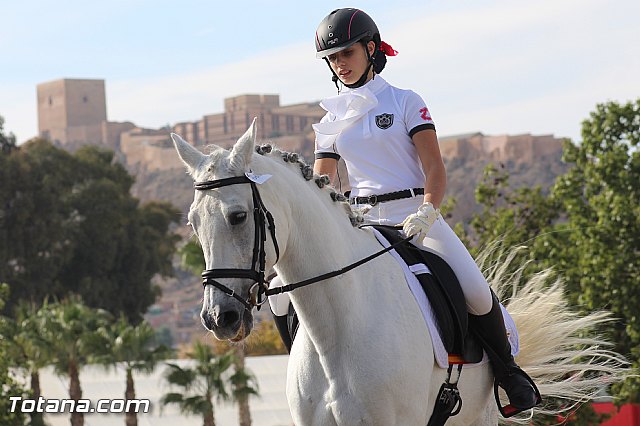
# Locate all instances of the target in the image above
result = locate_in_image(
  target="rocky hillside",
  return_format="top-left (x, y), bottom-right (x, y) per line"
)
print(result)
top-left (127, 131), bottom-right (569, 227)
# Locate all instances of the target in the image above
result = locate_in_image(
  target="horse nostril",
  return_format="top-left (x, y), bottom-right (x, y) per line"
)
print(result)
top-left (215, 310), bottom-right (240, 328)
top-left (201, 313), bottom-right (214, 330)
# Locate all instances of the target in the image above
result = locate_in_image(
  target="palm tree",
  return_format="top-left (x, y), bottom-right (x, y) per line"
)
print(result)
top-left (37, 296), bottom-right (112, 426)
top-left (229, 345), bottom-right (259, 426)
top-left (92, 316), bottom-right (173, 426)
top-left (12, 302), bottom-right (54, 426)
top-left (161, 341), bottom-right (236, 426)
top-left (0, 283), bottom-right (30, 426)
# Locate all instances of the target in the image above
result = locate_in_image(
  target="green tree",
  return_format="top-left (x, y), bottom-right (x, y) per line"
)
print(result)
top-left (455, 164), bottom-right (563, 290)
top-left (55, 145), bottom-right (180, 322)
top-left (92, 316), bottom-right (173, 426)
top-left (161, 342), bottom-right (236, 426)
top-left (0, 116), bottom-right (17, 153)
top-left (0, 284), bottom-right (30, 426)
top-left (10, 302), bottom-right (55, 426)
top-left (464, 100), bottom-right (640, 403)
top-left (551, 99), bottom-right (640, 401)
top-left (464, 167), bottom-right (614, 425)
top-left (0, 138), bottom-right (180, 322)
top-left (37, 296), bottom-right (112, 426)
top-left (472, 164), bottom-right (559, 246)
top-left (179, 238), bottom-right (206, 275)
top-left (0, 139), bottom-right (79, 308)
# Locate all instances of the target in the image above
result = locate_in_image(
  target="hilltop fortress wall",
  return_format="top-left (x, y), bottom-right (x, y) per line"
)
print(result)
top-left (37, 78), bottom-right (564, 176)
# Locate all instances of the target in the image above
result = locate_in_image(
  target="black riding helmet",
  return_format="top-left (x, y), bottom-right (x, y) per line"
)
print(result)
top-left (315, 8), bottom-right (379, 59)
top-left (315, 8), bottom-right (381, 89)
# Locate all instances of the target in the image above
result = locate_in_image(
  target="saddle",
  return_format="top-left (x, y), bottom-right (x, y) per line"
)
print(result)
top-left (371, 225), bottom-right (483, 364)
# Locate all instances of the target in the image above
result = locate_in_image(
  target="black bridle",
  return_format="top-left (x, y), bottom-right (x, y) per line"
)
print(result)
top-left (195, 175), bottom-right (278, 311)
top-left (194, 174), bottom-right (413, 311)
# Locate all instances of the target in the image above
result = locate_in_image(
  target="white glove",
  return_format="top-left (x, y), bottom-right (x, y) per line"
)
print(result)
top-left (401, 202), bottom-right (440, 241)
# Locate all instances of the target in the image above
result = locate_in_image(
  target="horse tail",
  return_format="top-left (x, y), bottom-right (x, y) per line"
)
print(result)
top-left (477, 244), bottom-right (631, 422)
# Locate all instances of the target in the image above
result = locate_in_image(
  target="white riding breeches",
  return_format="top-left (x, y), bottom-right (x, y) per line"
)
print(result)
top-left (268, 275), bottom-right (290, 316)
top-left (360, 196), bottom-right (493, 315)
top-left (267, 195), bottom-right (493, 317)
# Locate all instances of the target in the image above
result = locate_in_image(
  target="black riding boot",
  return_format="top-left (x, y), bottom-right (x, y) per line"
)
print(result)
top-left (469, 292), bottom-right (541, 415)
top-left (273, 313), bottom-right (293, 354)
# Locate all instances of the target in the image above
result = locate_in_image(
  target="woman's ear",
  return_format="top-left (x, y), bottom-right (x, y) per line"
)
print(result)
top-left (367, 40), bottom-right (376, 56)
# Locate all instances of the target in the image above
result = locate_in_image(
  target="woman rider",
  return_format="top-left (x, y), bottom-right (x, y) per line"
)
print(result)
top-left (270, 7), bottom-right (540, 415)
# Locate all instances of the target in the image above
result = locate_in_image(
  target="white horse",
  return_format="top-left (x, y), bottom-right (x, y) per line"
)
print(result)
top-left (172, 120), bottom-right (628, 425)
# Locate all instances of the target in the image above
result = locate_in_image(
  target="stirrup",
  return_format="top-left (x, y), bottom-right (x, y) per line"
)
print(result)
top-left (493, 368), bottom-right (542, 418)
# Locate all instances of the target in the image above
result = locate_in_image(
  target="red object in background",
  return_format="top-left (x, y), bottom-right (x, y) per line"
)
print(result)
top-left (592, 403), bottom-right (640, 425)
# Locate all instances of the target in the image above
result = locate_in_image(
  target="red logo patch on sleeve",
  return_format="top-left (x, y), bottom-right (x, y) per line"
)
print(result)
top-left (419, 107), bottom-right (432, 121)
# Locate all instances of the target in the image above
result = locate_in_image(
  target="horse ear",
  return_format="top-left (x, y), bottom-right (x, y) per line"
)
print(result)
top-left (171, 133), bottom-right (206, 176)
top-left (229, 118), bottom-right (257, 172)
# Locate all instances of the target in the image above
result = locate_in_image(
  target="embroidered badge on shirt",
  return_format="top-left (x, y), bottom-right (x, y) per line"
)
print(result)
top-left (375, 113), bottom-right (394, 129)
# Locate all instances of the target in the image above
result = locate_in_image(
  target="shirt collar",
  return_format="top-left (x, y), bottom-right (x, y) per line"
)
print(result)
top-left (342, 75), bottom-right (389, 96)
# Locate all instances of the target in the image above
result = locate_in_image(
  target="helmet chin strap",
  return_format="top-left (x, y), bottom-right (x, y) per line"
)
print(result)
top-left (344, 60), bottom-right (374, 89)
top-left (324, 46), bottom-right (376, 93)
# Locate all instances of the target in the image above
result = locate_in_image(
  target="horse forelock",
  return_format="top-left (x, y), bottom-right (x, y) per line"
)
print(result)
top-left (190, 146), bottom-right (230, 181)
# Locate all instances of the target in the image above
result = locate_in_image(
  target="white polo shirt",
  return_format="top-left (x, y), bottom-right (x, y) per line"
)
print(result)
top-left (314, 76), bottom-right (436, 197)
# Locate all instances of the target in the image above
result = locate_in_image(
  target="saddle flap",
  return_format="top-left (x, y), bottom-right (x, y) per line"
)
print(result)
top-left (371, 226), bottom-right (473, 357)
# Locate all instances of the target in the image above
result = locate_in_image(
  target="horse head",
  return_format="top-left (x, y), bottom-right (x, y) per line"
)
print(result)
top-left (171, 119), bottom-right (279, 341)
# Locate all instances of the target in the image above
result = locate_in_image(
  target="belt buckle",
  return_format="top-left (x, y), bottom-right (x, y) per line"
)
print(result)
top-left (367, 194), bottom-right (378, 206)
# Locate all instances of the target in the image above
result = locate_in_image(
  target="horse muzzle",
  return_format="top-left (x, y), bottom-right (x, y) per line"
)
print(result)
top-left (201, 303), bottom-right (253, 341)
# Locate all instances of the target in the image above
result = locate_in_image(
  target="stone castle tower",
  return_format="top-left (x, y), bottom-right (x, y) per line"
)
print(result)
top-left (37, 79), bottom-right (108, 148)
top-left (36, 78), bottom-right (324, 158)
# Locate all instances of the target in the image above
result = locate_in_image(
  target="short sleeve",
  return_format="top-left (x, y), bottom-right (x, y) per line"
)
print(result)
top-left (314, 112), bottom-right (341, 160)
top-left (403, 91), bottom-right (436, 138)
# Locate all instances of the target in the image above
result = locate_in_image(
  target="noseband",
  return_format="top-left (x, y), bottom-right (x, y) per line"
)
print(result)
top-left (194, 174), bottom-right (279, 311)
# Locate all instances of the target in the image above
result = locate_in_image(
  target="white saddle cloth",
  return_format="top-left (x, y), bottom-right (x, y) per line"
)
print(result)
top-left (372, 228), bottom-right (520, 369)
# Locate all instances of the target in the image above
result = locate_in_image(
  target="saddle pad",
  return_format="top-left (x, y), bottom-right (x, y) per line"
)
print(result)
top-left (371, 228), bottom-right (519, 368)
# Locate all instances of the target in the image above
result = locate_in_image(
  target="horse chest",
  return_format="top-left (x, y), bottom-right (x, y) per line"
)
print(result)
top-left (287, 330), bottom-right (431, 425)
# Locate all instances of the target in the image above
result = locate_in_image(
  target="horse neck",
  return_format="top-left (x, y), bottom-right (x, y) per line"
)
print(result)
top-left (266, 164), bottom-right (377, 350)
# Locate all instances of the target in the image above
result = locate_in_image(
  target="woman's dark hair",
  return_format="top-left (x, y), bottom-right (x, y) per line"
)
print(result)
top-left (369, 40), bottom-right (388, 74)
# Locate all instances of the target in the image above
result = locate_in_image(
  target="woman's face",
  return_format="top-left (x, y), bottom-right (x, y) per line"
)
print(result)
top-left (327, 41), bottom-right (376, 86)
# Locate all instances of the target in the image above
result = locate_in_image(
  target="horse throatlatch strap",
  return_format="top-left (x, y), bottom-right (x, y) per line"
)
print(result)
top-left (427, 364), bottom-right (463, 426)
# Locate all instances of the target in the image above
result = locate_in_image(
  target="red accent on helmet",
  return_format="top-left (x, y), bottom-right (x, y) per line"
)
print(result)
top-left (379, 41), bottom-right (398, 56)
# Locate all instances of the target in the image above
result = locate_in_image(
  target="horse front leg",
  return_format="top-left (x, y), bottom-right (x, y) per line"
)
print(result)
top-left (286, 331), bottom-right (336, 426)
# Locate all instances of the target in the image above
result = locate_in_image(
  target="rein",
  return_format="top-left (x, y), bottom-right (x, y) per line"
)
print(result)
top-left (194, 174), bottom-right (413, 311)
top-left (264, 233), bottom-right (412, 296)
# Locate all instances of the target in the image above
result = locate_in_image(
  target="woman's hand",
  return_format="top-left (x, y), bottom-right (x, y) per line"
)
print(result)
top-left (401, 202), bottom-right (439, 241)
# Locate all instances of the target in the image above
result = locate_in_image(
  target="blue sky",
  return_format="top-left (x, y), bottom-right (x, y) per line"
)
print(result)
top-left (1, 0), bottom-right (639, 143)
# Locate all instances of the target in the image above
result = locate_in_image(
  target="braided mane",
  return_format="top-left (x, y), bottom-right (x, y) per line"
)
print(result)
top-left (254, 143), bottom-right (363, 227)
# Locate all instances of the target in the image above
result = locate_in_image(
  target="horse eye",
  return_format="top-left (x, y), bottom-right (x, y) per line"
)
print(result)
top-left (229, 211), bottom-right (247, 225)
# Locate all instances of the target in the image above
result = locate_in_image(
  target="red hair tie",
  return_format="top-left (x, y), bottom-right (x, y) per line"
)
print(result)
top-left (379, 41), bottom-right (398, 56)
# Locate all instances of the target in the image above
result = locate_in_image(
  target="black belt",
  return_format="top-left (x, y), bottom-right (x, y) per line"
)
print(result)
top-left (349, 188), bottom-right (424, 206)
